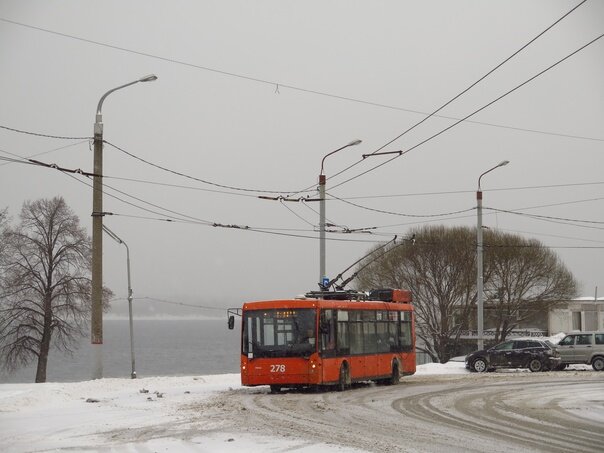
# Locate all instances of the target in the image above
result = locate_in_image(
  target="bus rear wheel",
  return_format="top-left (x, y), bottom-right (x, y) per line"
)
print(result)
top-left (338, 363), bottom-right (350, 391)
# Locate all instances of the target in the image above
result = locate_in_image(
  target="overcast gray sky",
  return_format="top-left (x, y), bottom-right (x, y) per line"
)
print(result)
top-left (1, 1), bottom-right (603, 317)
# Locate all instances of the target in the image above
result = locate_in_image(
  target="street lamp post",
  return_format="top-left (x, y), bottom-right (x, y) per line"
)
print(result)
top-left (102, 225), bottom-right (136, 379)
top-left (318, 139), bottom-right (362, 288)
top-left (91, 75), bottom-right (157, 379)
top-left (476, 160), bottom-right (509, 350)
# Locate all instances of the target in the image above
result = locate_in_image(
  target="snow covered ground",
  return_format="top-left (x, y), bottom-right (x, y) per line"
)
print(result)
top-left (0, 361), bottom-right (600, 452)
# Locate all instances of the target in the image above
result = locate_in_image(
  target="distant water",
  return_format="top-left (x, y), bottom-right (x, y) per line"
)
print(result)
top-left (0, 319), bottom-right (241, 384)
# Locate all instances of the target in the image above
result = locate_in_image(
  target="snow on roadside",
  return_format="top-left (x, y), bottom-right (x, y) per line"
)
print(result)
top-left (0, 373), bottom-right (368, 452)
top-left (0, 364), bottom-right (461, 452)
top-left (0, 374), bottom-right (239, 452)
top-left (0, 360), bottom-right (597, 453)
top-left (414, 360), bottom-right (468, 375)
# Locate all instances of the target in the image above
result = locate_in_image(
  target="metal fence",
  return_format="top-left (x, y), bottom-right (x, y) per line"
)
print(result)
top-left (458, 329), bottom-right (547, 339)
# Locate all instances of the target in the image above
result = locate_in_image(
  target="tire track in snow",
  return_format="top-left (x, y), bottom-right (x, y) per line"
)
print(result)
top-left (393, 376), bottom-right (604, 453)
top-left (182, 373), bottom-right (604, 453)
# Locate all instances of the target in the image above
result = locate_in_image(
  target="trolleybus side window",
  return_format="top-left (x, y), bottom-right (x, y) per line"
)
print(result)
top-left (399, 311), bottom-right (413, 352)
top-left (376, 311), bottom-right (390, 353)
top-left (337, 310), bottom-right (350, 355)
top-left (320, 309), bottom-right (337, 357)
top-left (362, 310), bottom-right (378, 354)
top-left (349, 311), bottom-right (364, 354)
top-left (388, 314), bottom-right (399, 352)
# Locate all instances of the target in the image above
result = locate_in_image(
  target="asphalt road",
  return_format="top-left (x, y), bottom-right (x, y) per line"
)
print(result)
top-left (188, 371), bottom-right (604, 452)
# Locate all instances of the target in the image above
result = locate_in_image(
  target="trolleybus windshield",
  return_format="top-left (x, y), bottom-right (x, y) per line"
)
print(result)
top-left (243, 308), bottom-right (316, 358)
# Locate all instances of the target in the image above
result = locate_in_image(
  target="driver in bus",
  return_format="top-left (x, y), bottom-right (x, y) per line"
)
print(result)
top-left (302, 329), bottom-right (316, 346)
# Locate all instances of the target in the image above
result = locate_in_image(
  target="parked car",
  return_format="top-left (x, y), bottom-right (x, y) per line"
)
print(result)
top-left (465, 339), bottom-right (561, 373)
top-left (553, 331), bottom-right (604, 371)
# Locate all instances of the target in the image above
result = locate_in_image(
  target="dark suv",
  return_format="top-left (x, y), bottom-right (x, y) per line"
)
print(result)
top-left (465, 339), bottom-right (561, 373)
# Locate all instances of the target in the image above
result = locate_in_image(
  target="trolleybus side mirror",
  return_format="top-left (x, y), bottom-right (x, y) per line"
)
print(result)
top-left (228, 315), bottom-right (235, 330)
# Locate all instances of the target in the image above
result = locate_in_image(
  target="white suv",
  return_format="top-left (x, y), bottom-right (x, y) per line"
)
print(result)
top-left (555, 331), bottom-right (604, 371)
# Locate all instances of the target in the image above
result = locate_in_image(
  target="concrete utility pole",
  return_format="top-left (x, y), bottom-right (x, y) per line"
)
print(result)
top-left (91, 75), bottom-right (157, 379)
top-left (476, 160), bottom-right (509, 350)
top-left (318, 139), bottom-right (362, 288)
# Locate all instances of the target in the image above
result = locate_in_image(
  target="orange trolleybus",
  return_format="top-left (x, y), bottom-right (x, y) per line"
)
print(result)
top-left (228, 288), bottom-right (415, 392)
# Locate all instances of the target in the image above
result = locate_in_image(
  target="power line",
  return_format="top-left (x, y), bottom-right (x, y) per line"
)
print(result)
top-left (1, 12), bottom-right (602, 143)
top-left (329, 31), bottom-right (604, 191)
top-left (10, 153), bottom-right (379, 239)
top-left (52, 163), bottom-right (383, 242)
top-left (487, 207), bottom-right (604, 225)
top-left (320, 0), bottom-right (591, 188)
top-left (0, 146), bottom-right (273, 199)
top-left (278, 198), bottom-right (316, 228)
top-left (2, 6), bottom-right (600, 201)
top-left (299, 197), bottom-right (348, 231)
top-left (105, 175), bottom-right (260, 198)
top-left (110, 212), bottom-right (385, 243)
top-left (0, 123), bottom-right (90, 140)
top-left (19, 140), bottom-right (604, 242)
top-left (367, 0), bottom-right (589, 158)
top-left (47, 154), bottom-right (604, 235)
top-left (104, 140), bottom-right (309, 195)
top-left (364, 237), bottom-right (604, 251)
top-left (0, 141), bottom-right (89, 167)
top-left (0, 155), bottom-right (28, 165)
top-left (0, 154), bottom-right (93, 178)
top-left (9, 144), bottom-right (603, 203)
top-left (60, 169), bottom-right (216, 225)
top-left (495, 227), bottom-right (604, 245)
top-left (134, 296), bottom-right (226, 312)
top-left (338, 181), bottom-right (604, 200)
top-left (328, 192), bottom-right (476, 218)
top-left (39, 159), bottom-right (604, 248)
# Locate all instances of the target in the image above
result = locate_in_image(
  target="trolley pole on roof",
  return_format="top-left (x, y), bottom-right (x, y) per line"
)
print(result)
top-left (318, 139), bottom-right (362, 287)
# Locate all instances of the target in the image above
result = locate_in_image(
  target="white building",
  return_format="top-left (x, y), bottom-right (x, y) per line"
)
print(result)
top-left (548, 297), bottom-right (604, 335)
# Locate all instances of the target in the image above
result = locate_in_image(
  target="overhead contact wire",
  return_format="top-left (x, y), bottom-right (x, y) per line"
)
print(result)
top-left (330, 31), bottom-right (604, 191)
top-left (104, 140), bottom-right (309, 195)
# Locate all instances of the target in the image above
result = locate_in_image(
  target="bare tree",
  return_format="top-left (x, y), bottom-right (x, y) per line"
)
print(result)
top-left (483, 230), bottom-right (577, 342)
top-left (356, 225), bottom-right (476, 363)
top-left (0, 197), bottom-right (111, 382)
top-left (356, 225), bottom-right (578, 363)
top-left (0, 207), bottom-right (9, 279)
